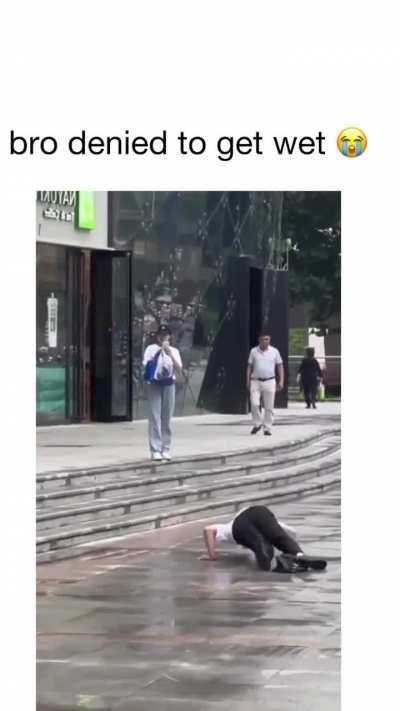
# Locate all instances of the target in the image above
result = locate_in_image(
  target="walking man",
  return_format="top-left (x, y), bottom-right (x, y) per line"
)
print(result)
top-left (247, 332), bottom-right (284, 435)
top-left (143, 325), bottom-right (182, 462)
top-left (200, 504), bottom-right (327, 572)
top-left (297, 347), bottom-right (323, 409)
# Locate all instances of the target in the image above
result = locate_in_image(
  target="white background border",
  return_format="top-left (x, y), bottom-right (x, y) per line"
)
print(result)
top-left (1, 2), bottom-right (399, 709)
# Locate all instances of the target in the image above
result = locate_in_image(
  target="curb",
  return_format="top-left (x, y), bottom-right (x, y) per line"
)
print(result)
top-left (37, 426), bottom-right (341, 483)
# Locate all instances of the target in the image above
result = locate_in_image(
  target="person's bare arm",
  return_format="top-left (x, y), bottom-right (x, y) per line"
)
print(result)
top-left (163, 344), bottom-right (182, 375)
top-left (200, 525), bottom-right (218, 560)
top-left (276, 363), bottom-right (284, 391)
top-left (170, 353), bottom-right (182, 375)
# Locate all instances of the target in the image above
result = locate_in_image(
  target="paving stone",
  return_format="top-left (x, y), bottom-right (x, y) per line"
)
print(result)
top-left (37, 490), bottom-right (340, 710)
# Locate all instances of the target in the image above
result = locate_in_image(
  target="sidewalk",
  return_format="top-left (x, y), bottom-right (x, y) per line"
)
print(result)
top-left (37, 489), bottom-right (340, 711)
top-left (37, 402), bottom-right (340, 474)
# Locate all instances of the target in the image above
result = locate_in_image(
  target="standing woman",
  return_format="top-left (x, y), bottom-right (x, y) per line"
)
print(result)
top-left (143, 325), bottom-right (182, 461)
top-left (297, 347), bottom-right (323, 409)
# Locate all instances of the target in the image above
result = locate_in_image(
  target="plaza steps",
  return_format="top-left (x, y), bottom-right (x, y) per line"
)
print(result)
top-left (36, 428), bottom-right (340, 563)
top-left (36, 427), bottom-right (339, 491)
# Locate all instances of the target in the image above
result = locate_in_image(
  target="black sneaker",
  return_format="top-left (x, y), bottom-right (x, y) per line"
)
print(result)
top-left (251, 426), bottom-right (262, 434)
top-left (276, 553), bottom-right (327, 572)
top-left (264, 429), bottom-right (272, 436)
top-left (296, 554), bottom-right (327, 571)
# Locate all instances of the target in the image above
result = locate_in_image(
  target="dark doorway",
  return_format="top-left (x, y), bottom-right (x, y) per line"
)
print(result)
top-left (36, 245), bottom-right (92, 425)
top-left (91, 251), bottom-right (132, 421)
top-left (37, 245), bottom-right (132, 425)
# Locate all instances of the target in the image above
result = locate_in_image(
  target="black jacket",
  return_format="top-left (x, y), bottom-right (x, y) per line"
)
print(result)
top-left (298, 357), bottom-right (322, 382)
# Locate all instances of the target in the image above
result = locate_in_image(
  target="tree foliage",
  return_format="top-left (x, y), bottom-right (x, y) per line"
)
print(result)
top-left (282, 192), bottom-right (341, 329)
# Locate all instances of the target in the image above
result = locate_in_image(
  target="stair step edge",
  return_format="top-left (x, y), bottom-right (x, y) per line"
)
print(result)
top-left (36, 472), bottom-right (341, 546)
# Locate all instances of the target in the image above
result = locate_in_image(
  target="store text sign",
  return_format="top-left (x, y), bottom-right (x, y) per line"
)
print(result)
top-left (38, 191), bottom-right (76, 223)
top-left (37, 191), bottom-right (96, 229)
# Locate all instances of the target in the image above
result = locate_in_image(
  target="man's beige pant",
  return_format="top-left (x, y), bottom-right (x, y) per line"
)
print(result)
top-left (250, 379), bottom-right (276, 432)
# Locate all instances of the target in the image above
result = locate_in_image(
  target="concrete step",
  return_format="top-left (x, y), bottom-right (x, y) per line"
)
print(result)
top-left (37, 437), bottom-right (340, 508)
top-left (36, 427), bottom-right (340, 492)
top-left (36, 453), bottom-right (340, 531)
top-left (36, 468), bottom-right (340, 563)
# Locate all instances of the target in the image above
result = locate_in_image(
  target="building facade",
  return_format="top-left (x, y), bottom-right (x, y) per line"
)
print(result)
top-left (36, 191), bottom-right (289, 425)
top-left (36, 191), bottom-right (132, 425)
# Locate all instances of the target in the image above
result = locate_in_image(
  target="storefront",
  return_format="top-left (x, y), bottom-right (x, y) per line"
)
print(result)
top-left (37, 191), bottom-right (289, 425)
top-left (36, 192), bottom-right (132, 425)
top-left (108, 191), bottom-right (289, 418)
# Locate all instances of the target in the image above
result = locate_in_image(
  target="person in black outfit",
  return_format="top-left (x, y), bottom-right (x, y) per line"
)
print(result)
top-left (201, 505), bottom-right (327, 573)
top-left (232, 506), bottom-right (302, 570)
top-left (298, 347), bottom-right (323, 409)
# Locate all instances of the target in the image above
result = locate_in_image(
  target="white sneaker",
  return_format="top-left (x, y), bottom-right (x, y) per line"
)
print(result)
top-left (151, 452), bottom-right (162, 461)
top-left (161, 451), bottom-right (171, 461)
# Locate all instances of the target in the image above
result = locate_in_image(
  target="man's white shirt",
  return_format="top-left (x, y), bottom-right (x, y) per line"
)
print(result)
top-left (248, 345), bottom-right (283, 380)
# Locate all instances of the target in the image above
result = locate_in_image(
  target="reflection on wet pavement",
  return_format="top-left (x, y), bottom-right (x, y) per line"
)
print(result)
top-left (37, 490), bottom-right (340, 710)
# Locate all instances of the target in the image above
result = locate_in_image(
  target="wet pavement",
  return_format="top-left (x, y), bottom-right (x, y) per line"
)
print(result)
top-left (37, 489), bottom-right (340, 710)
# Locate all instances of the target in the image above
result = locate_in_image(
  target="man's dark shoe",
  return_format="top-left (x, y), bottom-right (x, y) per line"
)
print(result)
top-left (296, 554), bottom-right (327, 571)
top-left (251, 426), bottom-right (262, 434)
top-left (264, 429), bottom-right (272, 436)
top-left (276, 553), bottom-right (327, 573)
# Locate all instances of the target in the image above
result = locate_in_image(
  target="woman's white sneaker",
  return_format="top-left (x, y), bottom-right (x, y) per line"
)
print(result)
top-left (151, 452), bottom-right (162, 461)
top-left (161, 451), bottom-right (171, 462)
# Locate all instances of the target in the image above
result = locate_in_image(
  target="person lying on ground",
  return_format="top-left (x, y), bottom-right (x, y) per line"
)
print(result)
top-left (200, 504), bottom-right (327, 573)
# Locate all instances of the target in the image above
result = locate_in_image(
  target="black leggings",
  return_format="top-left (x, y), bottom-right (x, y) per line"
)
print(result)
top-left (232, 505), bottom-right (302, 570)
top-left (301, 378), bottom-right (318, 407)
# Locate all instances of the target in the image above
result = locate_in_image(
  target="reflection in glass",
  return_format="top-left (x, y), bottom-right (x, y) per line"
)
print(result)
top-left (36, 244), bottom-right (68, 424)
top-left (109, 192), bottom-right (285, 418)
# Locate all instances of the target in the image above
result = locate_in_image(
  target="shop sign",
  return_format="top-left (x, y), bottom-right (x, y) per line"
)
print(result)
top-left (38, 191), bottom-right (76, 223)
top-left (47, 292), bottom-right (58, 348)
top-left (37, 191), bottom-right (96, 230)
top-left (77, 191), bottom-right (96, 230)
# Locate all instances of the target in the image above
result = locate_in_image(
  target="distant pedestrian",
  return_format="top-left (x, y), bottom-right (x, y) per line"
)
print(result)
top-left (247, 332), bottom-right (284, 436)
top-left (297, 347), bottom-right (323, 409)
top-left (200, 505), bottom-right (327, 572)
top-left (143, 325), bottom-right (182, 462)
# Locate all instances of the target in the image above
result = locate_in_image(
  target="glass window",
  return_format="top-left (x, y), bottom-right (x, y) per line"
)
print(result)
top-left (109, 192), bottom-right (283, 418)
top-left (36, 244), bottom-right (68, 424)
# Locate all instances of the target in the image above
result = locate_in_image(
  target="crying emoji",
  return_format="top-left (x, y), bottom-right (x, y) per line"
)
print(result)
top-left (337, 127), bottom-right (367, 157)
